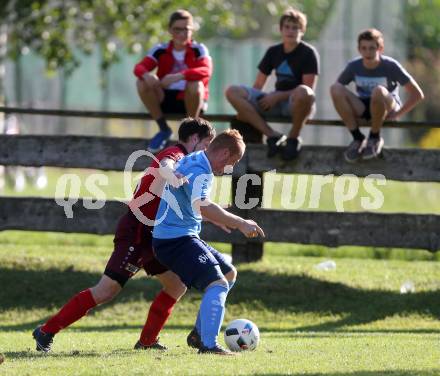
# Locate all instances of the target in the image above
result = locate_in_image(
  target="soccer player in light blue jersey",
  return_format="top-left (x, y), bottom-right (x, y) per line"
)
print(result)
top-left (330, 28), bottom-right (424, 162)
top-left (152, 129), bottom-right (265, 355)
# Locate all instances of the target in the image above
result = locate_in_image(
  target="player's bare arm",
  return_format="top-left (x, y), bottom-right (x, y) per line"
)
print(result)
top-left (195, 198), bottom-right (265, 238)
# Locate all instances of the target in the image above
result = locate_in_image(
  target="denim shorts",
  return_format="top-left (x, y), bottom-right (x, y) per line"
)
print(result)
top-left (242, 86), bottom-right (292, 118)
top-left (152, 235), bottom-right (234, 291)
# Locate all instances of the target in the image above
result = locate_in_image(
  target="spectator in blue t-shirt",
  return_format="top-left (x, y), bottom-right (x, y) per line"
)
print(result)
top-left (225, 8), bottom-right (320, 161)
top-left (330, 28), bottom-right (424, 162)
top-left (152, 129), bottom-right (264, 355)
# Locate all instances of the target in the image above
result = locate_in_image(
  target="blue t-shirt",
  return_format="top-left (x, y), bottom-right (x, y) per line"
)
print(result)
top-left (153, 151), bottom-right (213, 239)
top-left (337, 55), bottom-right (412, 103)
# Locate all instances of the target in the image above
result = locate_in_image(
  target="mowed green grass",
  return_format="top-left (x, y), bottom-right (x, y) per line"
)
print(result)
top-left (0, 231), bottom-right (439, 375)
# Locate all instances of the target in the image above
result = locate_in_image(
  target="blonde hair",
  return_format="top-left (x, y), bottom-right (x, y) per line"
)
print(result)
top-left (208, 129), bottom-right (245, 156)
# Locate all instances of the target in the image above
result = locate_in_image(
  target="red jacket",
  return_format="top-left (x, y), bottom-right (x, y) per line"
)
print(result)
top-left (134, 40), bottom-right (212, 100)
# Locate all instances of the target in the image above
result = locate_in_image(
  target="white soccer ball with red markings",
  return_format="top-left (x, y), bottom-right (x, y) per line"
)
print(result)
top-left (224, 319), bottom-right (260, 352)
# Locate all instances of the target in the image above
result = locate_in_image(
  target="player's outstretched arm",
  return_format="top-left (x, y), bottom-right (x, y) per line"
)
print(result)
top-left (196, 199), bottom-right (265, 238)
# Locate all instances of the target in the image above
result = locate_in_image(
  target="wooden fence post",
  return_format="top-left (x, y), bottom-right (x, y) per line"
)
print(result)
top-left (231, 118), bottom-right (264, 263)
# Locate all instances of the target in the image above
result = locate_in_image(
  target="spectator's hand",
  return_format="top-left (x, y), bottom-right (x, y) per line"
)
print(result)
top-left (258, 92), bottom-right (280, 111)
top-left (161, 73), bottom-right (184, 88)
top-left (238, 219), bottom-right (265, 238)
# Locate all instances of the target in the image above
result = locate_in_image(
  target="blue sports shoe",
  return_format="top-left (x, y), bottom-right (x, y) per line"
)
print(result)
top-left (148, 129), bottom-right (172, 153)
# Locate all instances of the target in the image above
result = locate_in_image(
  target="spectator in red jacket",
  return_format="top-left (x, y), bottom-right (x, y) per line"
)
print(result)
top-left (134, 10), bottom-right (213, 153)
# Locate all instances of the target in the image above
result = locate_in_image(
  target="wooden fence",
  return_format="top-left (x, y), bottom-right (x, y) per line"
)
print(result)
top-left (1, 107), bottom-right (439, 261)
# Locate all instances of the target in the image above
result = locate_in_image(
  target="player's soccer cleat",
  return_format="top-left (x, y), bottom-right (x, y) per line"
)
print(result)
top-left (266, 134), bottom-right (287, 158)
top-left (32, 326), bottom-right (54, 353)
top-left (344, 138), bottom-right (367, 163)
top-left (362, 137), bottom-right (384, 160)
top-left (134, 339), bottom-right (167, 351)
top-left (281, 137), bottom-right (302, 161)
top-left (147, 129), bottom-right (173, 153)
top-left (186, 327), bottom-right (202, 349)
top-left (198, 343), bottom-right (235, 356)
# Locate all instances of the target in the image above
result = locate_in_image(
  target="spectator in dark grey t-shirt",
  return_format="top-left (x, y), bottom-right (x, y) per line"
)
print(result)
top-left (225, 8), bottom-right (320, 161)
top-left (330, 28), bottom-right (424, 162)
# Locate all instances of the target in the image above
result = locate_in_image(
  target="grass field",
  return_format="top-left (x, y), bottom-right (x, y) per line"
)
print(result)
top-left (0, 231), bottom-right (439, 375)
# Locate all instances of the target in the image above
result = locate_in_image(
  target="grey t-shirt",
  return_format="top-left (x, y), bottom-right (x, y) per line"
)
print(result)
top-left (337, 55), bottom-right (412, 103)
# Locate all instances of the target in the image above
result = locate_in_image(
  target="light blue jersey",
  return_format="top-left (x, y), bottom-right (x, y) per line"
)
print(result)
top-left (153, 151), bottom-right (213, 239)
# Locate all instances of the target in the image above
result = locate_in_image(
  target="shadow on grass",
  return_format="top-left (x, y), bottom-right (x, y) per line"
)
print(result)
top-left (254, 372), bottom-right (440, 376)
top-left (1, 267), bottom-right (439, 333)
top-left (3, 348), bottom-right (135, 360)
top-left (232, 270), bottom-right (440, 332)
top-left (302, 372), bottom-right (440, 376)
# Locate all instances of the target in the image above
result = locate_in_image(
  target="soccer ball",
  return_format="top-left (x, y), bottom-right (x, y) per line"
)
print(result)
top-left (224, 319), bottom-right (260, 352)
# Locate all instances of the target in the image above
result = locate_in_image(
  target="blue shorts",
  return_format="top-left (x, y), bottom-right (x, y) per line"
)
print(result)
top-left (152, 235), bottom-right (234, 291)
top-left (242, 86), bottom-right (292, 118)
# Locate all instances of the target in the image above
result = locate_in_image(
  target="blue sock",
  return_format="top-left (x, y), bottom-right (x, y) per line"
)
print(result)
top-left (195, 280), bottom-right (235, 335)
top-left (200, 284), bottom-right (228, 348)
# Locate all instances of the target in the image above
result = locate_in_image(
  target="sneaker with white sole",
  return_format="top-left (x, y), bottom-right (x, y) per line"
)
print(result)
top-left (281, 137), bottom-right (302, 161)
top-left (362, 137), bottom-right (384, 160)
top-left (344, 138), bottom-right (367, 163)
top-left (32, 326), bottom-right (54, 353)
top-left (266, 134), bottom-right (287, 158)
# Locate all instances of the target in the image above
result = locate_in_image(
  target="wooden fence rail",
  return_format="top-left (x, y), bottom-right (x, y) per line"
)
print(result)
top-left (1, 135), bottom-right (439, 182)
top-left (1, 108), bottom-right (439, 261)
top-left (1, 198), bottom-right (439, 253)
top-left (1, 106), bottom-right (440, 128)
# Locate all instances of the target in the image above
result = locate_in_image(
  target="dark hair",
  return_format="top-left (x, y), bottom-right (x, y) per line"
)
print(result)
top-left (208, 129), bottom-right (245, 156)
top-left (279, 8), bottom-right (307, 32)
top-left (168, 9), bottom-right (193, 28)
top-left (178, 117), bottom-right (215, 142)
top-left (358, 28), bottom-right (384, 50)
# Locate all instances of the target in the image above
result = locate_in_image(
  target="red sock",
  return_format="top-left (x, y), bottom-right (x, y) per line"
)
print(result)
top-left (139, 290), bottom-right (176, 346)
top-left (41, 289), bottom-right (97, 334)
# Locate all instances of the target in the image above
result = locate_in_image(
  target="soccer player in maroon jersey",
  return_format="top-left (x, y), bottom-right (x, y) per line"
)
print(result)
top-left (32, 118), bottom-right (215, 352)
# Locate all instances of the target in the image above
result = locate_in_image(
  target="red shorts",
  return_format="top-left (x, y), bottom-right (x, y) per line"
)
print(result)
top-left (104, 211), bottom-right (168, 287)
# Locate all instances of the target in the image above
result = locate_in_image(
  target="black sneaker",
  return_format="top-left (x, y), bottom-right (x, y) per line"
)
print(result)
top-left (281, 137), bottom-right (302, 161)
top-left (186, 327), bottom-right (202, 349)
top-left (362, 137), bottom-right (384, 160)
top-left (344, 138), bottom-right (367, 163)
top-left (266, 134), bottom-right (287, 158)
top-left (32, 326), bottom-right (54, 353)
top-left (134, 339), bottom-right (167, 351)
top-left (198, 343), bottom-right (235, 356)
